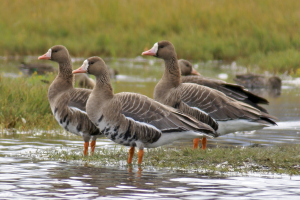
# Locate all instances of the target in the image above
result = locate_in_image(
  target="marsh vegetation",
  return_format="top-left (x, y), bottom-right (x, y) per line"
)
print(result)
top-left (35, 144), bottom-right (300, 175)
top-left (1, 0), bottom-right (300, 73)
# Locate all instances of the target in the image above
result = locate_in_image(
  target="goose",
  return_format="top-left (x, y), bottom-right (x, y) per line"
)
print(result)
top-left (179, 59), bottom-right (201, 76)
top-left (19, 62), bottom-right (57, 76)
top-left (75, 73), bottom-right (95, 89)
top-left (72, 56), bottom-right (218, 165)
top-left (234, 73), bottom-right (282, 90)
top-left (178, 59), bottom-right (269, 112)
top-left (38, 45), bottom-right (102, 155)
top-left (142, 41), bottom-right (277, 149)
top-left (108, 67), bottom-right (119, 79)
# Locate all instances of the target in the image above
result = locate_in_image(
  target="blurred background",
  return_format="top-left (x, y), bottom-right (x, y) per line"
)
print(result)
top-left (1, 0), bottom-right (300, 74)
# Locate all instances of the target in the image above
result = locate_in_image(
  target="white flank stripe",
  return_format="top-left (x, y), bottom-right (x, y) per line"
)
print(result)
top-left (217, 119), bottom-right (270, 135)
top-left (69, 106), bottom-right (87, 115)
top-left (125, 117), bottom-right (161, 133)
top-left (146, 131), bottom-right (212, 148)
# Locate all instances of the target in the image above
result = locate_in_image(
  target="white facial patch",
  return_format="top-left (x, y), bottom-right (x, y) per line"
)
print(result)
top-left (152, 42), bottom-right (158, 54)
top-left (81, 59), bottom-right (89, 71)
top-left (46, 48), bottom-right (52, 58)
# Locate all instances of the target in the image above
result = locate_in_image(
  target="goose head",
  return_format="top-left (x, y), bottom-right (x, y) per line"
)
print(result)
top-left (38, 45), bottom-right (70, 64)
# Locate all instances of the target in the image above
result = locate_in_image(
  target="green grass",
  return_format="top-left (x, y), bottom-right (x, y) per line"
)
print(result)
top-left (0, 73), bottom-right (59, 131)
top-left (0, 72), bottom-right (126, 131)
top-left (1, 0), bottom-right (300, 73)
top-left (32, 144), bottom-right (300, 175)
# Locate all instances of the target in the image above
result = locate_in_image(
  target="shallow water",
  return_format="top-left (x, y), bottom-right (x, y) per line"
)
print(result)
top-left (1, 57), bottom-right (300, 199)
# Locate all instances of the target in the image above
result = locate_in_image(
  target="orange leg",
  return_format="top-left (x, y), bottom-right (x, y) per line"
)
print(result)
top-left (84, 142), bottom-right (89, 156)
top-left (201, 137), bottom-right (207, 150)
top-left (90, 140), bottom-right (96, 155)
top-left (193, 138), bottom-right (200, 149)
top-left (138, 149), bottom-right (144, 165)
top-left (137, 166), bottom-right (142, 177)
top-left (128, 146), bottom-right (135, 164)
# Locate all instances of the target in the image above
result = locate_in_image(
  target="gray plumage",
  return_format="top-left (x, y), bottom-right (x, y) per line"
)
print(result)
top-left (234, 73), bottom-right (282, 90)
top-left (179, 59), bottom-right (269, 112)
top-left (145, 41), bottom-right (277, 136)
top-left (39, 45), bottom-right (102, 155)
top-left (74, 57), bottom-right (217, 150)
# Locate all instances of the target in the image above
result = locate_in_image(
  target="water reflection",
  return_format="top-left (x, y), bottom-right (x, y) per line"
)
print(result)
top-left (1, 159), bottom-right (300, 199)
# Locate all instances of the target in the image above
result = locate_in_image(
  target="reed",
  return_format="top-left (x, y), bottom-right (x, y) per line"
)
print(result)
top-left (1, 0), bottom-right (300, 73)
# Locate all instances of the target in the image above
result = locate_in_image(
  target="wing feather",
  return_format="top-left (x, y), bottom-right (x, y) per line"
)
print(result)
top-left (181, 76), bottom-right (269, 112)
top-left (180, 83), bottom-right (272, 123)
top-left (116, 93), bottom-right (217, 143)
top-left (68, 88), bottom-right (92, 112)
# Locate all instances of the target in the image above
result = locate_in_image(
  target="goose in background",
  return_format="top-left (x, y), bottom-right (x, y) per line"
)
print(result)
top-left (179, 59), bottom-right (201, 76)
top-left (75, 66), bottom-right (118, 89)
top-left (38, 45), bottom-right (102, 155)
top-left (19, 62), bottom-right (57, 76)
top-left (234, 73), bottom-right (282, 90)
top-left (75, 73), bottom-right (95, 89)
top-left (234, 73), bottom-right (282, 98)
top-left (178, 59), bottom-right (269, 113)
top-left (72, 56), bottom-right (218, 165)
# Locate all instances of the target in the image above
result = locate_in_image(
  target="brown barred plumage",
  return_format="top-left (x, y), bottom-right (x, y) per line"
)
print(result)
top-left (39, 45), bottom-right (103, 156)
top-left (179, 59), bottom-right (269, 112)
top-left (73, 56), bottom-right (217, 165)
top-left (144, 40), bottom-right (277, 142)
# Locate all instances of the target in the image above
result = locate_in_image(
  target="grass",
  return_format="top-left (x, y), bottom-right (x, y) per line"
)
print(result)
top-left (0, 73), bottom-right (59, 131)
top-left (1, 0), bottom-right (300, 73)
top-left (0, 72), bottom-right (126, 131)
top-left (32, 144), bottom-right (300, 175)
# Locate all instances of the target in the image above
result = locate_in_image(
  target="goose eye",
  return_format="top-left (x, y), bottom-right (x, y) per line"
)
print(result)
top-left (53, 50), bottom-right (58, 53)
top-left (90, 62), bottom-right (94, 65)
top-left (159, 45), bottom-right (164, 49)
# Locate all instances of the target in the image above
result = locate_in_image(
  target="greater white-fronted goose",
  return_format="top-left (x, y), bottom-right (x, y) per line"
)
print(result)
top-left (75, 73), bottom-right (95, 89)
top-left (179, 59), bottom-right (202, 76)
top-left (142, 41), bottom-right (277, 149)
top-left (72, 56), bottom-right (218, 165)
top-left (108, 67), bottom-right (119, 79)
top-left (38, 45), bottom-right (102, 155)
top-left (19, 62), bottom-right (57, 76)
top-left (234, 73), bottom-right (282, 90)
top-left (178, 59), bottom-right (269, 113)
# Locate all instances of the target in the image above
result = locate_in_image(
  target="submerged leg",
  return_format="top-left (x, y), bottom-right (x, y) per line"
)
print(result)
top-left (137, 166), bottom-right (142, 177)
top-left (90, 140), bottom-right (96, 155)
top-left (137, 149), bottom-right (144, 165)
top-left (128, 146), bottom-right (135, 164)
top-left (201, 137), bottom-right (207, 150)
top-left (193, 138), bottom-right (200, 149)
top-left (84, 142), bottom-right (89, 156)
